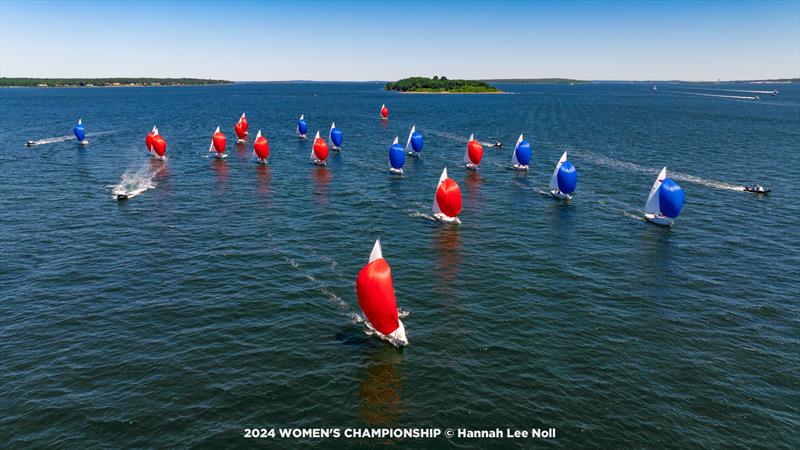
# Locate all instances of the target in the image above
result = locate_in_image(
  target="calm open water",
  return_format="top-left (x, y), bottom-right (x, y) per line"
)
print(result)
top-left (1, 82), bottom-right (798, 448)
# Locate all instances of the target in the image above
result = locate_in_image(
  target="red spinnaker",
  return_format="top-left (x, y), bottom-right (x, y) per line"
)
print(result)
top-left (240, 114), bottom-right (248, 133)
top-left (212, 132), bottom-right (227, 153)
top-left (254, 134), bottom-right (269, 160)
top-left (380, 104), bottom-right (389, 119)
top-left (468, 140), bottom-right (483, 165)
top-left (145, 130), bottom-right (157, 150)
top-left (235, 121), bottom-right (246, 139)
top-left (313, 137), bottom-right (329, 161)
top-left (436, 178), bottom-right (462, 217)
top-left (357, 258), bottom-right (400, 336)
top-left (151, 134), bottom-right (167, 157)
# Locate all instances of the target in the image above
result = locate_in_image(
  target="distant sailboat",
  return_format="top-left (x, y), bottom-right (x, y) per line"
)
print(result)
top-left (209, 126), bottom-right (227, 158)
top-left (329, 122), bottom-right (343, 151)
top-left (297, 114), bottom-right (308, 140)
top-left (235, 113), bottom-right (248, 144)
top-left (644, 167), bottom-right (685, 226)
top-left (388, 137), bottom-right (405, 174)
top-left (73, 119), bottom-right (88, 145)
top-left (380, 104), bottom-right (389, 120)
top-left (405, 125), bottom-right (424, 157)
top-left (653, 85), bottom-right (658, 91)
top-left (253, 130), bottom-right (269, 164)
top-left (310, 131), bottom-right (329, 166)
top-left (511, 134), bottom-right (531, 171)
top-left (548, 151), bottom-right (577, 200)
top-left (432, 167), bottom-right (462, 224)
top-left (464, 134), bottom-right (483, 171)
top-left (356, 239), bottom-right (408, 347)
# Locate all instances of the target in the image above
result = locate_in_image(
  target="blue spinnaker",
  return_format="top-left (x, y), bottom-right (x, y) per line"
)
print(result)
top-left (557, 160), bottom-right (577, 194)
top-left (411, 132), bottom-right (424, 152)
top-left (658, 178), bottom-right (684, 218)
top-left (330, 127), bottom-right (343, 147)
top-left (389, 143), bottom-right (405, 169)
top-left (73, 122), bottom-right (85, 141)
top-left (515, 140), bottom-right (532, 165)
top-left (297, 118), bottom-right (308, 135)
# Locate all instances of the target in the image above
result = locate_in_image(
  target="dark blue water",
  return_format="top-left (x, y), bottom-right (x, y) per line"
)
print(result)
top-left (1, 82), bottom-right (798, 448)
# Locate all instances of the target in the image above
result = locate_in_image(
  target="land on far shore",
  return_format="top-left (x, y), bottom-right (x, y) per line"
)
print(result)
top-left (385, 76), bottom-right (501, 93)
top-left (0, 77), bottom-right (233, 87)
top-left (482, 78), bottom-right (588, 84)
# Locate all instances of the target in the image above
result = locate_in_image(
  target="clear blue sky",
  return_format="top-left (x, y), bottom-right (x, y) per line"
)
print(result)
top-left (1, 0), bottom-right (798, 81)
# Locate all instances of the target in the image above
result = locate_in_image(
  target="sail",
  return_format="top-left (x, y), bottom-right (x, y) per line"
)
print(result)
top-left (253, 129), bottom-right (269, 160)
top-left (151, 134), bottom-right (167, 157)
top-left (312, 131), bottom-right (329, 161)
top-left (434, 168), bottom-right (462, 217)
top-left (404, 125), bottom-right (416, 152)
top-left (212, 126), bottom-right (226, 153)
top-left (389, 137), bottom-right (405, 169)
top-left (356, 239), bottom-right (401, 337)
top-left (380, 104), bottom-right (389, 119)
top-left (557, 161), bottom-right (577, 194)
top-left (240, 113), bottom-right (248, 133)
top-left (658, 178), bottom-right (684, 218)
top-left (511, 134), bottom-right (523, 165)
top-left (235, 121), bottom-right (246, 139)
top-left (73, 119), bottom-right (85, 141)
top-left (467, 136), bottom-right (483, 165)
top-left (145, 126), bottom-right (158, 150)
top-left (432, 168), bottom-right (448, 214)
top-left (464, 134), bottom-right (473, 163)
top-left (549, 151), bottom-right (568, 190)
top-left (514, 136), bottom-right (532, 166)
top-left (297, 115), bottom-right (308, 135)
top-left (411, 130), bottom-right (423, 152)
top-left (644, 167), bottom-right (667, 213)
top-left (329, 122), bottom-right (343, 147)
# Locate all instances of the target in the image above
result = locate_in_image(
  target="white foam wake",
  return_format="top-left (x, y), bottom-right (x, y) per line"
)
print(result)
top-left (108, 163), bottom-right (165, 199)
top-left (681, 92), bottom-right (759, 100)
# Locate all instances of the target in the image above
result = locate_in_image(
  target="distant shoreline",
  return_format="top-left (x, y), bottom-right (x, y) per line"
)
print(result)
top-left (0, 77), bottom-right (232, 88)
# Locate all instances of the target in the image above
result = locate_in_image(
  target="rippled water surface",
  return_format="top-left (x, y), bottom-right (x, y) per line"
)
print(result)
top-left (1, 82), bottom-right (798, 448)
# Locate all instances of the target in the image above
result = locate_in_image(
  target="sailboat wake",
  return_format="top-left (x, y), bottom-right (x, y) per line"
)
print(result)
top-left (108, 164), bottom-right (165, 199)
top-left (576, 151), bottom-right (742, 192)
top-left (409, 210), bottom-right (436, 221)
top-left (681, 92), bottom-right (760, 100)
top-left (26, 130), bottom-right (117, 147)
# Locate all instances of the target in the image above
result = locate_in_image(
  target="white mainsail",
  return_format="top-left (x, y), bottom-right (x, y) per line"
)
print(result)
top-left (310, 130), bottom-right (320, 160)
top-left (464, 134), bottom-right (474, 163)
top-left (209, 125), bottom-right (220, 153)
top-left (644, 167), bottom-right (667, 214)
top-left (432, 167), bottom-right (448, 215)
top-left (404, 125), bottom-right (416, 152)
top-left (512, 133), bottom-right (523, 166)
top-left (549, 151), bottom-right (568, 190)
top-left (369, 239), bottom-right (383, 263)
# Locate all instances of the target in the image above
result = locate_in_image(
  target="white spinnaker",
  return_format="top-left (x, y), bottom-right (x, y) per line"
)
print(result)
top-left (405, 125), bottom-right (416, 152)
top-left (644, 167), bottom-right (667, 214)
top-left (310, 130), bottom-right (320, 160)
top-left (512, 133), bottom-right (523, 165)
top-left (369, 239), bottom-right (383, 263)
top-left (432, 167), bottom-right (448, 214)
top-left (209, 126), bottom-right (220, 152)
top-left (549, 151), bottom-right (568, 190)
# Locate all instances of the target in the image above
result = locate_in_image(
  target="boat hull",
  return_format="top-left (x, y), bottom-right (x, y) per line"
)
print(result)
top-left (644, 213), bottom-right (674, 227)
top-left (434, 213), bottom-right (461, 225)
top-left (407, 151), bottom-right (421, 158)
top-left (512, 164), bottom-right (528, 171)
top-left (549, 190), bottom-right (572, 200)
top-left (389, 167), bottom-right (403, 175)
top-left (312, 159), bottom-right (326, 166)
top-left (466, 163), bottom-right (478, 171)
top-left (365, 319), bottom-right (408, 347)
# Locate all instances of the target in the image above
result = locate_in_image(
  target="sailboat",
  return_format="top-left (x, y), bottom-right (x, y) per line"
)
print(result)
top-left (73, 119), bottom-right (88, 145)
top-left (548, 151), bottom-right (577, 199)
top-left (464, 134), bottom-right (483, 171)
top-left (296, 114), bottom-right (308, 140)
top-left (432, 167), bottom-right (462, 224)
top-left (405, 125), bottom-right (424, 157)
top-left (150, 132), bottom-right (167, 160)
top-left (235, 113), bottom-right (248, 144)
top-left (209, 126), bottom-right (227, 158)
top-left (310, 131), bottom-right (329, 166)
top-left (356, 239), bottom-right (408, 347)
top-left (145, 126), bottom-right (158, 152)
top-left (511, 134), bottom-right (531, 170)
top-left (643, 167), bottom-right (685, 226)
top-left (388, 137), bottom-right (405, 174)
top-left (329, 122), bottom-right (343, 151)
top-left (380, 104), bottom-right (389, 120)
top-left (253, 130), bottom-right (269, 164)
